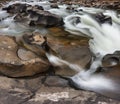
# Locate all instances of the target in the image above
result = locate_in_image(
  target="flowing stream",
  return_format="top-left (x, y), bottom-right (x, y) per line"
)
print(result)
top-left (0, 0), bottom-right (120, 100)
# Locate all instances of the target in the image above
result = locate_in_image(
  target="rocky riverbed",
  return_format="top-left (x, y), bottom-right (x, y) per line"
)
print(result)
top-left (0, 0), bottom-right (120, 104)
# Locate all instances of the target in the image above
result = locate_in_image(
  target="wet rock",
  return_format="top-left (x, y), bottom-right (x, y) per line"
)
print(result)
top-left (0, 35), bottom-right (50, 77)
top-left (28, 10), bottom-right (64, 27)
top-left (26, 30), bottom-right (91, 76)
top-left (102, 51), bottom-right (120, 67)
top-left (48, 28), bottom-right (91, 76)
top-left (3, 3), bottom-right (64, 27)
top-left (95, 13), bottom-right (112, 24)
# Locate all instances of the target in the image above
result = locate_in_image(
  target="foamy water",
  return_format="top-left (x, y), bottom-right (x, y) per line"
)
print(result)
top-left (0, 0), bottom-right (120, 100)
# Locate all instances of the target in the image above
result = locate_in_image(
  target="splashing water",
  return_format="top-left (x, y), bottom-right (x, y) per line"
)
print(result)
top-left (0, 0), bottom-right (120, 100)
top-left (46, 53), bottom-right (82, 72)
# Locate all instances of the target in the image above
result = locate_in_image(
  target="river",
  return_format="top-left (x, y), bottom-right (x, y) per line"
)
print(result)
top-left (0, 0), bottom-right (120, 100)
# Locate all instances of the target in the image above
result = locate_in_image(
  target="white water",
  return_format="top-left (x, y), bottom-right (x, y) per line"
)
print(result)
top-left (46, 53), bottom-right (82, 72)
top-left (0, 0), bottom-right (120, 99)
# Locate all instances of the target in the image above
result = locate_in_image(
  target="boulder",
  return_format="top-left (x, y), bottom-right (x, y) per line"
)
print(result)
top-left (0, 35), bottom-right (50, 77)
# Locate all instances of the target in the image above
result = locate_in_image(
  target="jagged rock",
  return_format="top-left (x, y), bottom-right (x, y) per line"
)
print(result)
top-left (0, 35), bottom-right (50, 77)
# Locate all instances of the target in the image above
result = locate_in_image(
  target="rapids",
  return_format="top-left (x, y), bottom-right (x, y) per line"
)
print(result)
top-left (0, 0), bottom-right (120, 100)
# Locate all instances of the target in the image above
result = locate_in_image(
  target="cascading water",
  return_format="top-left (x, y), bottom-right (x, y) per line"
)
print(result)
top-left (0, 0), bottom-right (120, 100)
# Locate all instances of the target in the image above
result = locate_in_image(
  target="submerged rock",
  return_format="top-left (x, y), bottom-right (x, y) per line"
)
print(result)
top-left (0, 35), bottom-right (50, 77)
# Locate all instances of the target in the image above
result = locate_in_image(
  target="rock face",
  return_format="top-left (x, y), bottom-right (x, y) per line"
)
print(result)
top-left (0, 35), bottom-right (50, 77)
top-left (2, 3), bottom-right (64, 27)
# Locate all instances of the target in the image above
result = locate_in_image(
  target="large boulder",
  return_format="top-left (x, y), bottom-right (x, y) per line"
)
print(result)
top-left (0, 35), bottom-right (50, 77)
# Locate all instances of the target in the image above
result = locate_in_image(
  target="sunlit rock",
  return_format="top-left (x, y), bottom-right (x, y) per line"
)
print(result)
top-left (0, 35), bottom-right (50, 77)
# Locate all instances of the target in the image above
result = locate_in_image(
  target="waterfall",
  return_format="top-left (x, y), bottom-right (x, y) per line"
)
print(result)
top-left (0, 0), bottom-right (120, 100)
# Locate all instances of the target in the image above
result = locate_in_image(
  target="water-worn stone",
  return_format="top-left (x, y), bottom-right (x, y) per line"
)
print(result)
top-left (102, 51), bottom-right (120, 67)
top-left (0, 35), bottom-right (50, 77)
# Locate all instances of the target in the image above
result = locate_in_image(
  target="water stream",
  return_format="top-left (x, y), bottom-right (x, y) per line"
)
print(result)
top-left (0, 0), bottom-right (120, 100)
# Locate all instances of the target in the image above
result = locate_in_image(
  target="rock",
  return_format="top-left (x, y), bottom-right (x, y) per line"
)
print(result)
top-left (28, 10), bottom-right (64, 27)
top-left (0, 88), bottom-right (32, 104)
top-left (2, 3), bottom-right (29, 14)
top-left (44, 76), bottom-right (69, 87)
top-left (48, 28), bottom-right (91, 76)
top-left (95, 13), bottom-right (112, 24)
top-left (0, 75), bottom-right (44, 104)
top-left (3, 3), bottom-right (64, 27)
top-left (102, 51), bottom-right (120, 67)
top-left (25, 30), bottom-right (91, 76)
top-left (0, 35), bottom-right (50, 77)
top-left (50, 4), bottom-right (59, 8)
top-left (0, 75), bottom-right (119, 104)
